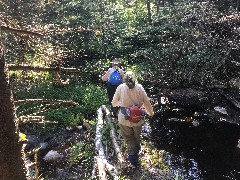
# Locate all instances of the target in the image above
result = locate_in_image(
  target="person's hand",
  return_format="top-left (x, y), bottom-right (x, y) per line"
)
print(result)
top-left (146, 113), bottom-right (154, 120)
top-left (102, 71), bottom-right (107, 75)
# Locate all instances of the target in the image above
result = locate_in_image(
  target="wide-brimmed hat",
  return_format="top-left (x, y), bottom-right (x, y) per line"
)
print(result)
top-left (110, 58), bottom-right (120, 65)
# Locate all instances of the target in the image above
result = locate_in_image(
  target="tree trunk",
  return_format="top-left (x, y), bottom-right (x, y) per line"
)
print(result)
top-left (0, 45), bottom-right (27, 180)
top-left (156, 0), bottom-right (161, 14)
top-left (147, 0), bottom-right (152, 24)
top-left (237, 0), bottom-right (240, 11)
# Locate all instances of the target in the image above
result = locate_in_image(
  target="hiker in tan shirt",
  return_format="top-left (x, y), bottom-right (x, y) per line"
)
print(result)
top-left (112, 71), bottom-right (154, 166)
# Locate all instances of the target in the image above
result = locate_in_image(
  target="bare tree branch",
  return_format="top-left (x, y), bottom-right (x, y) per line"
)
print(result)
top-left (8, 64), bottom-right (80, 73)
top-left (0, 25), bottom-right (43, 37)
top-left (14, 99), bottom-right (79, 106)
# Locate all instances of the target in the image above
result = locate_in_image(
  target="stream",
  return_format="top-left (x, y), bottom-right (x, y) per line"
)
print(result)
top-left (142, 113), bottom-right (240, 180)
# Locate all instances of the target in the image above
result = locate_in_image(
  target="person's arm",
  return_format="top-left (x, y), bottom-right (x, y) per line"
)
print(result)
top-left (118, 68), bottom-right (125, 77)
top-left (102, 68), bottom-right (111, 81)
top-left (141, 88), bottom-right (154, 116)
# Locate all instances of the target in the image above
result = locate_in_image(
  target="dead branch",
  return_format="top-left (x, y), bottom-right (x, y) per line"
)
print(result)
top-left (230, 60), bottom-right (240, 67)
top-left (202, 0), bottom-right (212, 21)
top-left (93, 156), bottom-right (118, 180)
top-left (8, 64), bottom-right (79, 85)
top-left (8, 64), bottom-right (80, 73)
top-left (0, 25), bottom-right (43, 37)
top-left (18, 116), bottom-right (44, 124)
top-left (222, 94), bottom-right (240, 109)
top-left (14, 99), bottom-right (79, 106)
top-left (18, 115), bottom-right (58, 125)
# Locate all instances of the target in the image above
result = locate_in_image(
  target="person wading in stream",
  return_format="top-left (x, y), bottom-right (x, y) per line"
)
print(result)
top-left (102, 58), bottom-right (125, 117)
top-left (112, 71), bottom-right (154, 166)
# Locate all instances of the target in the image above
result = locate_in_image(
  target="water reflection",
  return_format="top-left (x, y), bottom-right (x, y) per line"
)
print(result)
top-left (165, 154), bottom-right (202, 179)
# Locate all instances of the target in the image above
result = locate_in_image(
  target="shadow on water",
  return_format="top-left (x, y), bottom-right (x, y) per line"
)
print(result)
top-left (142, 114), bottom-right (240, 180)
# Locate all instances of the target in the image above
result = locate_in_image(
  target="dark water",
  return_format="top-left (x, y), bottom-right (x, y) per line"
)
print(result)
top-left (143, 118), bottom-right (240, 180)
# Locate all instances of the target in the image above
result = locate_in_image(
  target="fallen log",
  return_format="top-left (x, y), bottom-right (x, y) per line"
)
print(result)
top-left (96, 156), bottom-right (107, 180)
top-left (8, 64), bottom-right (80, 73)
top-left (95, 107), bottom-right (118, 179)
top-left (91, 156), bottom-right (97, 179)
top-left (8, 64), bottom-right (79, 84)
top-left (102, 105), bottom-right (125, 167)
top-left (18, 115), bottom-right (58, 125)
top-left (0, 25), bottom-right (43, 37)
top-left (18, 116), bottom-right (44, 124)
top-left (14, 99), bottom-right (79, 106)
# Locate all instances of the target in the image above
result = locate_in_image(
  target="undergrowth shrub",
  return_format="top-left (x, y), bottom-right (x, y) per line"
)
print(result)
top-left (14, 82), bottom-right (108, 125)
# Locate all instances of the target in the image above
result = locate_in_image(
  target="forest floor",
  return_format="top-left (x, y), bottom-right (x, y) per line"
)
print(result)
top-left (29, 114), bottom-right (174, 179)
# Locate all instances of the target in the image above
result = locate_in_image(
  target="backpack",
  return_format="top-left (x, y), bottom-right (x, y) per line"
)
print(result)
top-left (108, 70), bottom-right (122, 86)
top-left (121, 105), bottom-right (146, 123)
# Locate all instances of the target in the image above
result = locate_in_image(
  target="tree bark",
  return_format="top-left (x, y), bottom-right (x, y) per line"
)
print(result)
top-left (0, 46), bottom-right (27, 179)
top-left (237, 0), bottom-right (240, 11)
top-left (156, 0), bottom-right (161, 14)
top-left (147, 0), bottom-right (152, 24)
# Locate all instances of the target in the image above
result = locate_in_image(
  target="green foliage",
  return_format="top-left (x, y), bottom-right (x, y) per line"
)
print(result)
top-left (3, 0), bottom-right (239, 126)
top-left (14, 82), bottom-right (108, 125)
top-left (2, 0), bottom-right (239, 91)
top-left (120, 1), bottom-right (240, 88)
top-left (141, 141), bottom-right (169, 172)
top-left (82, 84), bottom-right (108, 112)
top-left (69, 141), bottom-right (95, 166)
top-left (101, 119), bottom-right (112, 148)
